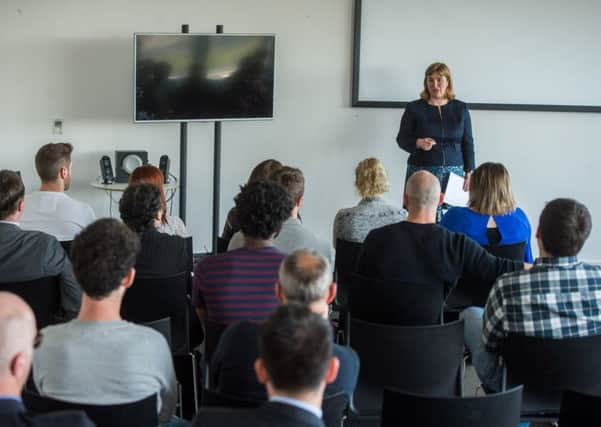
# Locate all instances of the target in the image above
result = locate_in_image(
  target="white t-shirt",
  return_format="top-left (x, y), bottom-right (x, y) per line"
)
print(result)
top-left (20, 191), bottom-right (96, 241)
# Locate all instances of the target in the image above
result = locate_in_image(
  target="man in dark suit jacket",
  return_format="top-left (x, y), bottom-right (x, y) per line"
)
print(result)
top-left (210, 249), bottom-right (359, 401)
top-left (0, 171), bottom-right (81, 319)
top-left (0, 292), bottom-right (93, 427)
top-left (194, 305), bottom-right (339, 427)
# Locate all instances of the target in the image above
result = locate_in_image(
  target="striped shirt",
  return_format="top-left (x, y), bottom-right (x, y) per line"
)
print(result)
top-left (192, 247), bottom-right (285, 324)
top-left (483, 256), bottom-right (601, 352)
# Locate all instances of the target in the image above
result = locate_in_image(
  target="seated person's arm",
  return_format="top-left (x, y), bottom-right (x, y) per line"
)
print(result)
top-left (482, 282), bottom-right (506, 353)
top-left (155, 336), bottom-right (178, 423)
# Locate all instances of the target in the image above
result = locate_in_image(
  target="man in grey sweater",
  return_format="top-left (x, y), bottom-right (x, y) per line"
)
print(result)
top-left (33, 219), bottom-right (178, 425)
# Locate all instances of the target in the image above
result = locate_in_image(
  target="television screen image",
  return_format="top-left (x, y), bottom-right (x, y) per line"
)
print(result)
top-left (134, 33), bottom-right (275, 122)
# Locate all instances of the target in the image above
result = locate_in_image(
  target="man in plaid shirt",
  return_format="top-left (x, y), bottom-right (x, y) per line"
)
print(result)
top-left (462, 198), bottom-right (601, 391)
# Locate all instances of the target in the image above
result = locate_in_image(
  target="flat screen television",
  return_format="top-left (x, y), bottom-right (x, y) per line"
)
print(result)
top-left (134, 33), bottom-right (275, 122)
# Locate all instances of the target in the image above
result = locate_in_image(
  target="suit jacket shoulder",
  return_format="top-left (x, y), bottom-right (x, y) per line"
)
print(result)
top-left (194, 402), bottom-right (325, 427)
top-left (0, 399), bottom-right (94, 427)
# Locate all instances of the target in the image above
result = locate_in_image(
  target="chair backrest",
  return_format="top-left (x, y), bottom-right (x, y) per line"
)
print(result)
top-left (501, 333), bottom-right (601, 416)
top-left (381, 385), bottom-right (523, 427)
top-left (59, 240), bottom-right (73, 257)
top-left (349, 273), bottom-right (444, 325)
top-left (121, 271), bottom-right (190, 353)
top-left (0, 276), bottom-right (61, 329)
top-left (334, 239), bottom-right (363, 305)
top-left (349, 317), bottom-right (465, 415)
top-left (201, 388), bottom-right (262, 408)
top-left (322, 391), bottom-right (349, 427)
top-left (446, 241), bottom-right (526, 309)
top-left (141, 317), bottom-right (172, 349)
top-left (559, 389), bottom-right (601, 427)
top-left (204, 319), bottom-right (229, 364)
top-left (22, 390), bottom-right (157, 427)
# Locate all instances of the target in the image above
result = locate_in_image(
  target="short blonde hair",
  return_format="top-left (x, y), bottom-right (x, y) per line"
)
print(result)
top-left (355, 158), bottom-right (389, 198)
top-left (468, 162), bottom-right (517, 215)
top-left (420, 62), bottom-right (455, 101)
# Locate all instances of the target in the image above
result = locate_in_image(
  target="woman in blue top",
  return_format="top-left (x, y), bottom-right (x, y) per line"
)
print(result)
top-left (396, 62), bottom-right (475, 197)
top-left (440, 162), bottom-right (533, 262)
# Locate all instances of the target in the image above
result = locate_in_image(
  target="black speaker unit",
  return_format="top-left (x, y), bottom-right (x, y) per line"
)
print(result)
top-left (115, 150), bottom-right (148, 183)
top-left (159, 155), bottom-right (170, 184)
top-left (99, 156), bottom-right (114, 184)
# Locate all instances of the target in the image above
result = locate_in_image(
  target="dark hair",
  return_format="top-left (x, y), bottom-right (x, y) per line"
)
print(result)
top-left (248, 159), bottom-right (283, 183)
top-left (119, 183), bottom-right (163, 233)
top-left (0, 170), bottom-right (25, 220)
top-left (71, 218), bottom-right (140, 299)
top-left (259, 304), bottom-right (333, 393)
top-left (270, 166), bottom-right (305, 204)
top-left (35, 143), bottom-right (73, 182)
top-left (234, 180), bottom-right (293, 239)
top-left (539, 198), bottom-right (592, 257)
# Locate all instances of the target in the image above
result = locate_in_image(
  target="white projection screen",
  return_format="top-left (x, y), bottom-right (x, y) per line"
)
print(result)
top-left (352, 0), bottom-right (601, 112)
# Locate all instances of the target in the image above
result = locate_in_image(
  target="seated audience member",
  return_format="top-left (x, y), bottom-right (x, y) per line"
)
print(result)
top-left (357, 170), bottom-right (524, 294)
top-left (221, 159), bottom-right (282, 243)
top-left (231, 166), bottom-right (333, 263)
top-left (129, 165), bottom-right (189, 237)
top-left (193, 180), bottom-right (293, 324)
top-left (194, 304), bottom-right (339, 427)
top-left (0, 292), bottom-right (94, 427)
top-left (20, 143), bottom-right (95, 241)
top-left (211, 249), bottom-right (359, 400)
top-left (0, 170), bottom-right (81, 319)
top-left (441, 162), bottom-right (533, 262)
top-left (33, 219), bottom-right (178, 425)
top-left (333, 157), bottom-right (407, 246)
top-left (462, 198), bottom-right (601, 392)
top-left (119, 183), bottom-right (191, 277)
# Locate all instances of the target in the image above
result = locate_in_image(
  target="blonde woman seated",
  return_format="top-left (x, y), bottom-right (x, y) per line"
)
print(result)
top-left (333, 158), bottom-right (407, 246)
top-left (440, 162), bottom-right (533, 262)
top-left (129, 165), bottom-right (189, 237)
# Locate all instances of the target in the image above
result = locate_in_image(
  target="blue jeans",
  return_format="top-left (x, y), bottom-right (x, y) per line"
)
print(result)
top-left (460, 307), bottom-right (503, 392)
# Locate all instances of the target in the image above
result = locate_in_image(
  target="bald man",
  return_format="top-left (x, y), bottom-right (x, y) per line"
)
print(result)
top-left (0, 292), bottom-right (93, 427)
top-left (357, 170), bottom-right (524, 296)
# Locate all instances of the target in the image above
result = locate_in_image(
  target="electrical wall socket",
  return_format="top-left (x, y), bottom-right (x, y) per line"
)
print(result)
top-left (53, 119), bottom-right (63, 135)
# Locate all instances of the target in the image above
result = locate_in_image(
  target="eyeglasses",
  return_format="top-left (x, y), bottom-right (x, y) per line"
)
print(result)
top-left (34, 331), bottom-right (43, 349)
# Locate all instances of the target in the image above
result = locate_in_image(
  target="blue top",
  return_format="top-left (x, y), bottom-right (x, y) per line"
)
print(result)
top-left (396, 99), bottom-right (475, 171)
top-left (440, 206), bottom-right (533, 262)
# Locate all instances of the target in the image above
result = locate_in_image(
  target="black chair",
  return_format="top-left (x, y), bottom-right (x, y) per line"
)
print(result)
top-left (204, 319), bottom-right (228, 365)
top-left (121, 271), bottom-right (190, 354)
top-left (381, 385), bottom-right (523, 427)
top-left (349, 273), bottom-right (445, 326)
top-left (446, 241), bottom-right (526, 309)
top-left (559, 389), bottom-right (601, 427)
top-left (201, 389), bottom-right (349, 427)
top-left (142, 317), bottom-right (172, 349)
top-left (0, 276), bottom-right (61, 329)
top-left (500, 333), bottom-right (601, 422)
top-left (22, 390), bottom-right (157, 427)
top-left (334, 239), bottom-right (363, 307)
top-left (59, 240), bottom-right (73, 257)
top-left (174, 352), bottom-right (201, 420)
top-left (348, 317), bottom-right (465, 420)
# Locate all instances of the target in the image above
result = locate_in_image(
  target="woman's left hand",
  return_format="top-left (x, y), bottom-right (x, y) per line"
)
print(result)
top-left (463, 171), bottom-right (472, 192)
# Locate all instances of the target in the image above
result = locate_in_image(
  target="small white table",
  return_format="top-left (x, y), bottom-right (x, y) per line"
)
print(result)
top-left (91, 181), bottom-right (179, 216)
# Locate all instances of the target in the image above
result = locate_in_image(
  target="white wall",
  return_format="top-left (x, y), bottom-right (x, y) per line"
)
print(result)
top-left (1, 0), bottom-right (600, 260)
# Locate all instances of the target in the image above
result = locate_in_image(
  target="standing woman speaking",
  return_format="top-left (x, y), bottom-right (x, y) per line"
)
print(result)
top-left (396, 63), bottom-right (475, 212)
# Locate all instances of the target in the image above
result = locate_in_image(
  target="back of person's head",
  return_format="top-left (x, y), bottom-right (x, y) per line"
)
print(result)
top-left (248, 159), bottom-right (283, 183)
top-left (129, 165), bottom-right (167, 224)
top-left (258, 304), bottom-right (333, 394)
top-left (234, 180), bottom-right (293, 239)
top-left (119, 183), bottom-right (163, 233)
top-left (71, 218), bottom-right (140, 299)
top-left (468, 162), bottom-right (516, 215)
top-left (539, 198), bottom-right (591, 257)
top-left (0, 170), bottom-right (25, 220)
top-left (404, 170), bottom-right (441, 212)
top-left (35, 142), bottom-right (73, 183)
top-left (278, 249), bottom-right (332, 304)
top-left (355, 158), bottom-right (389, 199)
top-left (270, 166), bottom-right (305, 205)
top-left (0, 292), bottom-right (37, 392)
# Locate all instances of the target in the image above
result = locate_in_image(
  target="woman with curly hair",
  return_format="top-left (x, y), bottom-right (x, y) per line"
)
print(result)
top-left (333, 158), bottom-right (407, 246)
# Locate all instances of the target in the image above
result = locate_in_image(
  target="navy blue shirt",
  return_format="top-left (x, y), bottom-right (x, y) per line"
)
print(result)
top-left (396, 99), bottom-right (475, 171)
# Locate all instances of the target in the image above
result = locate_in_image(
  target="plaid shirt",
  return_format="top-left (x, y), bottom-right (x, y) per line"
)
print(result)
top-left (483, 256), bottom-right (601, 352)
